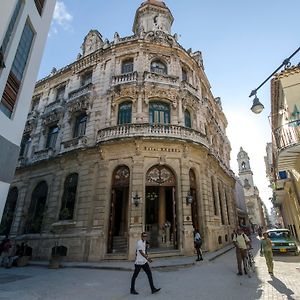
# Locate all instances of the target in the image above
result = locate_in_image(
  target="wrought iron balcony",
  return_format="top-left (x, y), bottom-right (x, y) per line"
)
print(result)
top-left (274, 119), bottom-right (300, 170)
top-left (111, 71), bottom-right (138, 86)
top-left (97, 123), bottom-right (208, 147)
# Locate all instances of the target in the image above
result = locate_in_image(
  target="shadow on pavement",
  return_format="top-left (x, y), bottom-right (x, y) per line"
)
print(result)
top-left (272, 254), bottom-right (300, 263)
top-left (267, 276), bottom-right (296, 300)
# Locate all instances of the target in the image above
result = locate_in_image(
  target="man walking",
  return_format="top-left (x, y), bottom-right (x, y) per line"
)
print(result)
top-left (194, 229), bottom-right (203, 261)
top-left (233, 227), bottom-right (250, 275)
top-left (130, 232), bottom-right (161, 295)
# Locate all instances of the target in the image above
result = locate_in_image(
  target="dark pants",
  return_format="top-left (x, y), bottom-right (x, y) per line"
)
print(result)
top-left (130, 262), bottom-right (155, 292)
top-left (194, 241), bottom-right (203, 260)
top-left (236, 248), bottom-right (247, 273)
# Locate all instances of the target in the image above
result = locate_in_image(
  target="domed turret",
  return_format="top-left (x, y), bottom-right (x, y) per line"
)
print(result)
top-left (132, 0), bottom-right (174, 35)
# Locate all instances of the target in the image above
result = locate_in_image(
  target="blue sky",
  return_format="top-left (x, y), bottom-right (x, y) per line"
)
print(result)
top-left (38, 0), bottom-right (300, 211)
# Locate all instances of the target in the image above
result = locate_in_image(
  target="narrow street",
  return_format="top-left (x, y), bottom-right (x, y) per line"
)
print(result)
top-left (0, 237), bottom-right (299, 300)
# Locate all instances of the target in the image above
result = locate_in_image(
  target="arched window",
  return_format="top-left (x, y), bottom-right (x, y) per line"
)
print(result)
top-left (149, 101), bottom-right (170, 124)
top-left (0, 187), bottom-right (18, 235)
top-left (118, 101), bottom-right (132, 124)
top-left (150, 60), bottom-right (167, 75)
top-left (182, 68), bottom-right (188, 81)
top-left (25, 181), bottom-right (48, 234)
top-left (121, 59), bottom-right (133, 74)
top-left (211, 177), bottom-right (217, 216)
top-left (59, 173), bottom-right (78, 220)
top-left (74, 113), bottom-right (87, 138)
top-left (184, 110), bottom-right (191, 128)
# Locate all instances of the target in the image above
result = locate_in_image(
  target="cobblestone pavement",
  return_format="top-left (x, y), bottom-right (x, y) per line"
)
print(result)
top-left (0, 237), bottom-right (299, 300)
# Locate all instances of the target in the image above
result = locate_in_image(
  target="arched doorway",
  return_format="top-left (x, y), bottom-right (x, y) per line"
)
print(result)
top-left (189, 169), bottom-right (199, 230)
top-left (0, 187), bottom-right (18, 235)
top-left (107, 165), bottom-right (129, 254)
top-left (145, 165), bottom-right (177, 249)
top-left (25, 181), bottom-right (48, 234)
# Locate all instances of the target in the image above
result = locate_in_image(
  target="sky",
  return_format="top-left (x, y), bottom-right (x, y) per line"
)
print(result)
top-left (38, 0), bottom-right (300, 212)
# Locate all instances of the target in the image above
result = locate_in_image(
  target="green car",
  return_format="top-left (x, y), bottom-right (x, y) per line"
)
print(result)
top-left (267, 229), bottom-right (299, 255)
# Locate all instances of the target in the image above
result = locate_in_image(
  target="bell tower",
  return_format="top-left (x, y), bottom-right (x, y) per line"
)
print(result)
top-left (132, 0), bottom-right (174, 35)
top-left (237, 147), bottom-right (254, 195)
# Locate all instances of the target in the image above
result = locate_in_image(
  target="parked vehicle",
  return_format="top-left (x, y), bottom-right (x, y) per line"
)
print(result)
top-left (267, 228), bottom-right (299, 255)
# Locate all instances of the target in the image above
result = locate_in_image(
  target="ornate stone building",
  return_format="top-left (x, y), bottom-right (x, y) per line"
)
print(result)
top-left (1, 0), bottom-right (237, 261)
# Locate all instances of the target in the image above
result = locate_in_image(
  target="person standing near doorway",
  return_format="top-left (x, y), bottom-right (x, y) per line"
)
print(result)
top-left (130, 232), bottom-right (161, 295)
top-left (194, 229), bottom-right (203, 261)
top-left (260, 231), bottom-right (274, 276)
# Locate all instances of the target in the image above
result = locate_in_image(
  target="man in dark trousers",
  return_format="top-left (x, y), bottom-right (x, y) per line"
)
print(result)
top-left (130, 232), bottom-right (161, 295)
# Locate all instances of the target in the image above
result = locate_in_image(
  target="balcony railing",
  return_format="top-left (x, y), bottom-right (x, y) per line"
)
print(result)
top-left (68, 83), bottom-right (92, 102)
top-left (97, 123), bottom-right (208, 146)
top-left (111, 71), bottom-right (138, 86)
top-left (61, 136), bottom-right (88, 152)
top-left (32, 148), bottom-right (54, 163)
top-left (43, 100), bottom-right (63, 115)
top-left (274, 119), bottom-right (300, 150)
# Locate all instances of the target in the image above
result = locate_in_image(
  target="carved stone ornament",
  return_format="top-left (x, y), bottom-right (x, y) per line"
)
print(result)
top-left (42, 109), bottom-right (63, 126)
top-left (112, 166), bottom-right (130, 187)
top-left (146, 165), bottom-right (175, 186)
top-left (110, 86), bottom-right (138, 109)
top-left (145, 30), bottom-right (176, 47)
top-left (67, 96), bottom-right (90, 114)
top-left (144, 86), bottom-right (178, 108)
top-left (24, 118), bottom-right (37, 133)
top-left (181, 93), bottom-right (199, 112)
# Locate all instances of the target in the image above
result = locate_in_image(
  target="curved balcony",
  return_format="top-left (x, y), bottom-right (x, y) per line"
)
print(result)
top-left (97, 123), bottom-right (208, 147)
top-left (274, 119), bottom-right (300, 170)
top-left (111, 71), bottom-right (138, 86)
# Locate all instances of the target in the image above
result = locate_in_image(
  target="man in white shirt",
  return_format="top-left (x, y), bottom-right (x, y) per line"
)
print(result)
top-left (130, 232), bottom-right (161, 295)
top-left (233, 227), bottom-right (250, 275)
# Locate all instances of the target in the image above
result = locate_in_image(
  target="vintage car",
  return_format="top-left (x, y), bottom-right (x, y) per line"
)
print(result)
top-left (267, 228), bottom-right (299, 255)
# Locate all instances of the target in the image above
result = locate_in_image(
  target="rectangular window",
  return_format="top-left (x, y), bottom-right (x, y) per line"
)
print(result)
top-left (74, 114), bottom-right (87, 138)
top-left (1, 0), bottom-right (22, 57)
top-left (46, 126), bottom-right (59, 149)
top-left (122, 60), bottom-right (134, 74)
top-left (81, 71), bottom-right (92, 86)
top-left (31, 97), bottom-right (40, 111)
top-left (56, 86), bottom-right (65, 101)
top-left (0, 21), bottom-right (34, 118)
top-left (34, 0), bottom-right (45, 16)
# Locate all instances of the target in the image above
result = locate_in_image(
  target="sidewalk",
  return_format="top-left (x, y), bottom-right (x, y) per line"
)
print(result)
top-left (28, 244), bottom-right (235, 271)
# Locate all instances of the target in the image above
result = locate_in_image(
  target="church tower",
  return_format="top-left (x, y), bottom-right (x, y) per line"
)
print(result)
top-left (237, 147), bottom-right (265, 228)
top-left (237, 147), bottom-right (254, 196)
top-left (132, 0), bottom-right (174, 35)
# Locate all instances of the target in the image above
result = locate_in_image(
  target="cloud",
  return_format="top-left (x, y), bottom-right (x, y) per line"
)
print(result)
top-left (49, 1), bottom-right (73, 36)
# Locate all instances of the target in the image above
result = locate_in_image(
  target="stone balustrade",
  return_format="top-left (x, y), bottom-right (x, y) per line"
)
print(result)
top-left (111, 71), bottom-right (138, 85)
top-left (61, 136), bottom-right (88, 152)
top-left (144, 71), bottom-right (179, 86)
top-left (181, 80), bottom-right (199, 97)
top-left (68, 83), bottom-right (92, 102)
top-left (97, 123), bottom-right (208, 147)
top-left (32, 148), bottom-right (54, 163)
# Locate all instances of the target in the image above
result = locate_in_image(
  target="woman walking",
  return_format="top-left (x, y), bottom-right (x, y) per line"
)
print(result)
top-left (261, 232), bottom-right (274, 276)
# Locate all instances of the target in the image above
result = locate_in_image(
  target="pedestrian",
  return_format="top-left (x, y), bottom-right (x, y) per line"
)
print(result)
top-left (0, 236), bottom-right (12, 268)
top-left (194, 229), bottom-right (203, 261)
top-left (233, 227), bottom-right (250, 275)
top-left (130, 232), bottom-right (161, 295)
top-left (260, 231), bottom-right (274, 276)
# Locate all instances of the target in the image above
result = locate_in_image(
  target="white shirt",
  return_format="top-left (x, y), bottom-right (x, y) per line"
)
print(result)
top-left (135, 239), bottom-right (148, 265)
top-left (233, 233), bottom-right (250, 250)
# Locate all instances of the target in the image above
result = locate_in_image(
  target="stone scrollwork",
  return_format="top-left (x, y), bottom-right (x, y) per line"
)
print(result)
top-left (42, 109), bottom-right (64, 127)
top-left (144, 86), bottom-right (178, 108)
top-left (109, 85), bottom-right (138, 108)
top-left (145, 31), bottom-right (176, 48)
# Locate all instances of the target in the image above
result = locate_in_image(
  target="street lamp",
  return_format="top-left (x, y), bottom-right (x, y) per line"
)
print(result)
top-left (132, 192), bottom-right (141, 207)
top-left (249, 46), bottom-right (300, 114)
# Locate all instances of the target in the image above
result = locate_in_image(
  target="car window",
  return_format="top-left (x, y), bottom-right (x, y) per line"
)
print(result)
top-left (268, 231), bottom-right (290, 239)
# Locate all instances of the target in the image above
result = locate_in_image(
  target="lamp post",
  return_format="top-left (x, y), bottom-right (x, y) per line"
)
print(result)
top-left (249, 46), bottom-right (300, 114)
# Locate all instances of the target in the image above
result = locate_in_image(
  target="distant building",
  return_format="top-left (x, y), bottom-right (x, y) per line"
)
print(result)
top-left (0, 0), bottom-right (56, 218)
top-left (268, 66), bottom-right (300, 241)
top-left (237, 147), bottom-right (266, 229)
top-left (234, 177), bottom-right (250, 228)
top-left (1, 0), bottom-right (237, 261)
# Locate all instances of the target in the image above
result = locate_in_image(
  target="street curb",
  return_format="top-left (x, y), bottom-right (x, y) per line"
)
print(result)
top-left (208, 246), bottom-right (235, 262)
